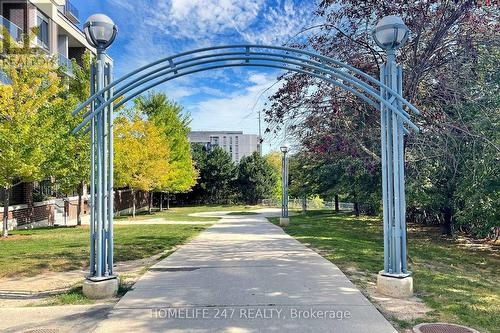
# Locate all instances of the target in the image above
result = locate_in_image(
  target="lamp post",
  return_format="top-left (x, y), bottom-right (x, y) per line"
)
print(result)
top-left (373, 15), bottom-right (413, 297)
top-left (82, 14), bottom-right (118, 299)
top-left (279, 144), bottom-right (290, 227)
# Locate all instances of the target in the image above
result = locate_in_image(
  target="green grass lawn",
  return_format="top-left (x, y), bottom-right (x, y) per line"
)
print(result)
top-left (270, 210), bottom-right (500, 333)
top-left (0, 224), bottom-right (208, 278)
top-left (115, 205), bottom-right (260, 222)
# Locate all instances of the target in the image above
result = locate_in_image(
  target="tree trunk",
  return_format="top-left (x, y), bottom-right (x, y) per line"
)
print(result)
top-left (2, 187), bottom-right (9, 238)
top-left (442, 206), bottom-right (454, 236)
top-left (167, 192), bottom-right (170, 210)
top-left (160, 193), bottom-right (163, 211)
top-left (132, 189), bottom-right (136, 218)
top-left (334, 194), bottom-right (339, 212)
top-left (148, 192), bottom-right (153, 214)
top-left (301, 196), bottom-right (307, 213)
top-left (353, 194), bottom-right (360, 217)
top-left (77, 181), bottom-right (83, 226)
top-left (26, 182), bottom-right (34, 224)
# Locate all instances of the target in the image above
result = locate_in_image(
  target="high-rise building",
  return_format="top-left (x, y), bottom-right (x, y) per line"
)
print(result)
top-left (188, 131), bottom-right (261, 163)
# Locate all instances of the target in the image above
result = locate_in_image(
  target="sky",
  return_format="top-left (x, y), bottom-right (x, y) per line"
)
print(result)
top-left (74, 0), bottom-right (319, 152)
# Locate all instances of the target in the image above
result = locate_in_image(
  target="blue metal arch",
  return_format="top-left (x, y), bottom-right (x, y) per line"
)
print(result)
top-left (72, 45), bottom-right (420, 134)
top-left (79, 44), bottom-right (420, 281)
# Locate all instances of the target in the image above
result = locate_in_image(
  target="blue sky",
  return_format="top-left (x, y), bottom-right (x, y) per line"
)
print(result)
top-left (75, 0), bottom-right (318, 152)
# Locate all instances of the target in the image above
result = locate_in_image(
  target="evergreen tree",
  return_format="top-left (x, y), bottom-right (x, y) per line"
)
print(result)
top-left (237, 152), bottom-right (277, 205)
top-left (188, 145), bottom-right (237, 204)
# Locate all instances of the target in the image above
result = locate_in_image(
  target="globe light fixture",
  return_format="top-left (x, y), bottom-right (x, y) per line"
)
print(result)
top-left (372, 15), bottom-right (409, 50)
top-left (84, 13), bottom-right (117, 52)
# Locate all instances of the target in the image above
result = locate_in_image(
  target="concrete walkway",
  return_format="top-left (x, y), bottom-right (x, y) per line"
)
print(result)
top-left (94, 213), bottom-right (396, 332)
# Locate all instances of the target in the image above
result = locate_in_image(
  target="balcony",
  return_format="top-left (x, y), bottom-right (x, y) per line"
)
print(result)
top-left (59, 0), bottom-right (80, 24)
top-left (0, 15), bottom-right (23, 44)
top-left (58, 53), bottom-right (74, 76)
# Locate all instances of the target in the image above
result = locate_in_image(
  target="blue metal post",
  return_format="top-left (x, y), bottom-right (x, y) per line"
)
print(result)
top-left (385, 51), bottom-right (395, 274)
top-left (281, 151), bottom-right (289, 218)
top-left (388, 50), bottom-right (402, 275)
top-left (95, 51), bottom-right (105, 277)
top-left (285, 153), bottom-right (289, 218)
top-left (398, 65), bottom-right (408, 273)
top-left (380, 64), bottom-right (389, 273)
top-left (107, 62), bottom-right (114, 276)
top-left (281, 153), bottom-right (285, 218)
top-left (89, 62), bottom-right (96, 276)
top-left (101, 58), bottom-right (108, 276)
top-left (381, 50), bottom-right (411, 277)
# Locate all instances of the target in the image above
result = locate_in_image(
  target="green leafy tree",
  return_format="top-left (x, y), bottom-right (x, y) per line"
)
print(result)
top-left (51, 51), bottom-right (92, 225)
top-left (114, 114), bottom-right (170, 216)
top-left (134, 92), bottom-right (197, 209)
top-left (265, 151), bottom-right (283, 200)
top-left (237, 152), bottom-right (277, 205)
top-left (264, 0), bottom-right (499, 235)
top-left (0, 44), bottom-right (65, 237)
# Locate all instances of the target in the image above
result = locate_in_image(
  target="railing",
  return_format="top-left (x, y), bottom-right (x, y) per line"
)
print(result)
top-left (60, 0), bottom-right (79, 23)
top-left (58, 53), bottom-right (74, 76)
top-left (0, 15), bottom-right (23, 43)
top-left (261, 198), bottom-right (354, 211)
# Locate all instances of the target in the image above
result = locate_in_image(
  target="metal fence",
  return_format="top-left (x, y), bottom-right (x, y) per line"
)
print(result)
top-left (261, 198), bottom-right (354, 211)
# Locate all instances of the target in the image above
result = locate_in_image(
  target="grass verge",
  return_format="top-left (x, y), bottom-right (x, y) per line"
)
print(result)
top-left (269, 210), bottom-right (499, 333)
top-left (0, 224), bottom-right (208, 278)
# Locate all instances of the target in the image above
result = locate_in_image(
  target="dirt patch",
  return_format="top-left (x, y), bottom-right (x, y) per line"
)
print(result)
top-left (343, 266), bottom-right (432, 323)
top-left (0, 234), bottom-right (31, 241)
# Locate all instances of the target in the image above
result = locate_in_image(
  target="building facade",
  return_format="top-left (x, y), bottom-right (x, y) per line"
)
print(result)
top-left (0, 0), bottom-right (107, 78)
top-left (188, 131), bottom-right (261, 163)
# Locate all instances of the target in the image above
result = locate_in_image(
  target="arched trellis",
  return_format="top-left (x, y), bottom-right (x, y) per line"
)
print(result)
top-left (73, 44), bottom-right (419, 283)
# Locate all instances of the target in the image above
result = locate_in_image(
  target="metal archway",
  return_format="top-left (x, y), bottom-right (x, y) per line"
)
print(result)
top-left (73, 44), bottom-right (419, 282)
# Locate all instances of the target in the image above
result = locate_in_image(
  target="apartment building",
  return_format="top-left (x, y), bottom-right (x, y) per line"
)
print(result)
top-left (188, 131), bottom-right (261, 163)
top-left (0, 0), bottom-right (104, 78)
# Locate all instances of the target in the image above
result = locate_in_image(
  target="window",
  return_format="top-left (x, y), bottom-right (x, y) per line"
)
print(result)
top-left (37, 13), bottom-right (49, 50)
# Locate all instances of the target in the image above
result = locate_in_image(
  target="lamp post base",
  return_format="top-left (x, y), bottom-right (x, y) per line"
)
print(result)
top-left (279, 217), bottom-right (290, 227)
top-left (83, 276), bottom-right (118, 299)
top-left (376, 271), bottom-right (413, 298)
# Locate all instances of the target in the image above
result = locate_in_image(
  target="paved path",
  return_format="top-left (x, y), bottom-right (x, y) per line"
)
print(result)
top-left (94, 213), bottom-right (396, 333)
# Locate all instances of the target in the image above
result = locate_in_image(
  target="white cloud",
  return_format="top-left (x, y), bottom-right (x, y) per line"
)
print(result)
top-left (104, 0), bottom-right (316, 153)
top-left (153, 0), bottom-right (265, 41)
top-left (189, 71), bottom-right (280, 133)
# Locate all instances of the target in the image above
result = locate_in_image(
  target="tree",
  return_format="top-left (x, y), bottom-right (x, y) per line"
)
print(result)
top-left (51, 51), bottom-right (92, 225)
top-left (188, 145), bottom-right (237, 204)
top-left (237, 152), bottom-right (277, 205)
top-left (134, 92), bottom-right (197, 209)
top-left (113, 114), bottom-right (170, 217)
top-left (264, 0), bottom-right (499, 235)
top-left (0, 39), bottom-right (65, 237)
top-left (265, 152), bottom-right (283, 200)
